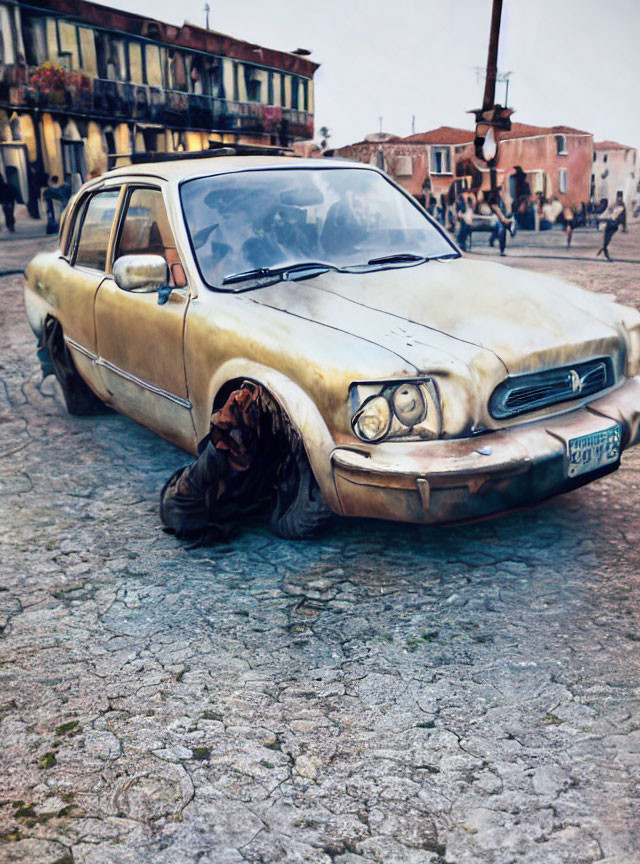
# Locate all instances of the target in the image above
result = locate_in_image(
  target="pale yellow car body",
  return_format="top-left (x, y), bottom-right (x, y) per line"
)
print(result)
top-left (24, 156), bottom-right (640, 524)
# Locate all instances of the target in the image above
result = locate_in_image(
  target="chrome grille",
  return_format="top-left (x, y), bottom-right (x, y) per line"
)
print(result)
top-left (490, 357), bottom-right (614, 419)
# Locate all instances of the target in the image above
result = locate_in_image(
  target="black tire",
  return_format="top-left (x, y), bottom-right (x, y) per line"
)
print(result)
top-left (43, 317), bottom-right (105, 416)
top-left (271, 446), bottom-right (333, 540)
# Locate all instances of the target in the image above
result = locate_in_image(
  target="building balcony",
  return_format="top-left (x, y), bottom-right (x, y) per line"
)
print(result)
top-left (0, 65), bottom-right (314, 139)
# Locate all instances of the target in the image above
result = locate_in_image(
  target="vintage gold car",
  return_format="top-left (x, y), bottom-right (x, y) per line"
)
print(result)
top-left (24, 155), bottom-right (640, 537)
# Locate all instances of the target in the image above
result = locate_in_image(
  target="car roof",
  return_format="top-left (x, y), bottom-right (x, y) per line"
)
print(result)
top-left (102, 155), bottom-right (375, 184)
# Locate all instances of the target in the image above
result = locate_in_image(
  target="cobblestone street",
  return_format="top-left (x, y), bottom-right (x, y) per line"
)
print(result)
top-left (1, 222), bottom-right (640, 864)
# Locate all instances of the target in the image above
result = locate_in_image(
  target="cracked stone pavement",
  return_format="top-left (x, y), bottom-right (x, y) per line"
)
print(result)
top-left (1, 224), bottom-right (640, 864)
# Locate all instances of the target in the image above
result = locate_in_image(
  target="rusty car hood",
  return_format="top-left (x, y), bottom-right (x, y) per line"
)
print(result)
top-left (252, 256), bottom-right (626, 375)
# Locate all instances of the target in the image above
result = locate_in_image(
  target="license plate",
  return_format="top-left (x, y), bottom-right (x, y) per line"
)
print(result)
top-left (567, 424), bottom-right (622, 478)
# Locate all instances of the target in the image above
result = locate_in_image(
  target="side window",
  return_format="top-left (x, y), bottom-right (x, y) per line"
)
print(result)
top-left (114, 187), bottom-right (186, 287)
top-left (74, 188), bottom-right (120, 271)
top-left (66, 196), bottom-right (88, 257)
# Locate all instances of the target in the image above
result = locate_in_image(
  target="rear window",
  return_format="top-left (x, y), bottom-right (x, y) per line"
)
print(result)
top-left (74, 188), bottom-right (120, 272)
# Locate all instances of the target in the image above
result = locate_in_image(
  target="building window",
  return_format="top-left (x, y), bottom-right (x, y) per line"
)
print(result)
top-left (395, 155), bottom-right (413, 177)
top-left (206, 59), bottom-right (221, 97)
top-left (232, 62), bottom-right (239, 101)
top-left (23, 14), bottom-right (48, 66)
top-left (169, 51), bottom-right (188, 91)
top-left (558, 168), bottom-right (567, 194)
top-left (57, 21), bottom-right (80, 70)
top-left (431, 146), bottom-right (451, 174)
top-left (96, 33), bottom-right (128, 81)
top-left (593, 151), bottom-right (597, 162)
top-left (244, 66), bottom-right (262, 102)
top-left (603, 153), bottom-right (608, 163)
top-left (555, 134), bottom-right (568, 155)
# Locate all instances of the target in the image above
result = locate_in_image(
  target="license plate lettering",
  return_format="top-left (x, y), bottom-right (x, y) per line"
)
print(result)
top-left (567, 424), bottom-right (622, 478)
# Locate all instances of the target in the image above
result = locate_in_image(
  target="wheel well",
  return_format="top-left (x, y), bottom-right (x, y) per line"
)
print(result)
top-left (208, 377), bottom-right (304, 468)
top-left (211, 377), bottom-right (248, 412)
top-left (205, 369), bottom-right (341, 515)
top-left (212, 377), bottom-right (299, 440)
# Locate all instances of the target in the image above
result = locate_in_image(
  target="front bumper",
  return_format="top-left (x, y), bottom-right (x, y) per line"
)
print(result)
top-left (331, 376), bottom-right (640, 524)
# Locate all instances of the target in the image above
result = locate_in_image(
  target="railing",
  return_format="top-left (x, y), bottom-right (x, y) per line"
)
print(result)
top-left (0, 65), bottom-right (314, 139)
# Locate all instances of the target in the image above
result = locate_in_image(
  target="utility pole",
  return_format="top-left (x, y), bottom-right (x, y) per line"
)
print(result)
top-left (469, 0), bottom-right (513, 195)
top-left (204, 3), bottom-right (210, 30)
top-left (482, 0), bottom-right (502, 113)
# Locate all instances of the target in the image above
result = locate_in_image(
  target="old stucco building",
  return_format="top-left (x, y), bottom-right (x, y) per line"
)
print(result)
top-left (331, 127), bottom-right (475, 200)
top-left (488, 123), bottom-right (594, 208)
top-left (334, 123), bottom-right (594, 210)
top-left (0, 0), bottom-right (317, 215)
top-left (591, 140), bottom-right (638, 210)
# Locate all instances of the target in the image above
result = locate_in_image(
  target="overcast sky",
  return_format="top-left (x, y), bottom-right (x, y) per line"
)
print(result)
top-left (109, 0), bottom-right (640, 150)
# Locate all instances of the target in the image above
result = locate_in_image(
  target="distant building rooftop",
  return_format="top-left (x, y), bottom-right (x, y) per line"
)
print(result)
top-left (398, 126), bottom-right (474, 145)
top-left (500, 123), bottom-right (591, 140)
top-left (26, 0), bottom-right (318, 77)
top-left (594, 140), bottom-right (635, 151)
top-left (338, 122), bottom-right (597, 153)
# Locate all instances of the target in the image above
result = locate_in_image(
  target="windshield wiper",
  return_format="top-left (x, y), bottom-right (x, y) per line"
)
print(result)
top-left (222, 261), bottom-right (342, 286)
top-left (367, 253), bottom-right (427, 265)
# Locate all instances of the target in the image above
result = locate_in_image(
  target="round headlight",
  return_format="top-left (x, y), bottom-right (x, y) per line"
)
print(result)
top-left (354, 395), bottom-right (392, 441)
top-left (392, 383), bottom-right (426, 426)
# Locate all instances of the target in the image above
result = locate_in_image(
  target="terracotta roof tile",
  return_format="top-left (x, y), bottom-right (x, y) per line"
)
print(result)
top-left (398, 126), bottom-right (474, 145)
top-left (339, 122), bottom-right (595, 151)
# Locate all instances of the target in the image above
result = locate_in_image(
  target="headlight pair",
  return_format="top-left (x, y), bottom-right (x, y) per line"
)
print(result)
top-left (350, 379), bottom-right (442, 443)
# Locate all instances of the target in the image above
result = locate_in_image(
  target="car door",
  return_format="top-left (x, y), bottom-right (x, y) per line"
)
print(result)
top-left (51, 184), bottom-right (122, 401)
top-left (94, 181), bottom-right (196, 451)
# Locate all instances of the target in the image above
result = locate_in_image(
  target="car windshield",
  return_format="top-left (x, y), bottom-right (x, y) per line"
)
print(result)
top-left (180, 167), bottom-right (458, 289)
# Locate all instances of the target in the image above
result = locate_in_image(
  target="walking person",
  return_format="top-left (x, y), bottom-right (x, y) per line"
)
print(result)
top-left (563, 205), bottom-right (575, 248)
top-left (617, 191), bottom-right (628, 233)
top-left (457, 195), bottom-right (474, 252)
top-left (488, 189), bottom-right (512, 256)
top-left (59, 173), bottom-right (73, 209)
top-left (0, 175), bottom-right (17, 233)
top-left (596, 193), bottom-right (625, 261)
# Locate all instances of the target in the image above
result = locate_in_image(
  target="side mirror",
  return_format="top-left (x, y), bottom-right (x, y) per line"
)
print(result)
top-left (113, 254), bottom-right (169, 295)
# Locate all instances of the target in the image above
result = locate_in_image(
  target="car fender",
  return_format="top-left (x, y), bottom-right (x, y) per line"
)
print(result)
top-left (201, 358), bottom-right (341, 513)
top-left (24, 260), bottom-right (51, 340)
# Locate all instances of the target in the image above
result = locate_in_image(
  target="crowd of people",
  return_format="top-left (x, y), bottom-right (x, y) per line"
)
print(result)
top-left (419, 189), bottom-right (516, 255)
top-left (415, 165), bottom-right (630, 261)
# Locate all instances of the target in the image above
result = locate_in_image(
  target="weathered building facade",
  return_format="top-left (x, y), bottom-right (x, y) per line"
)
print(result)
top-left (0, 0), bottom-right (317, 214)
top-left (592, 141), bottom-right (638, 209)
top-left (334, 123), bottom-right (594, 209)
top-left (487, 123), bottom-right (594, 208)
top-left (332, 127), bottom-right (474, 199)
